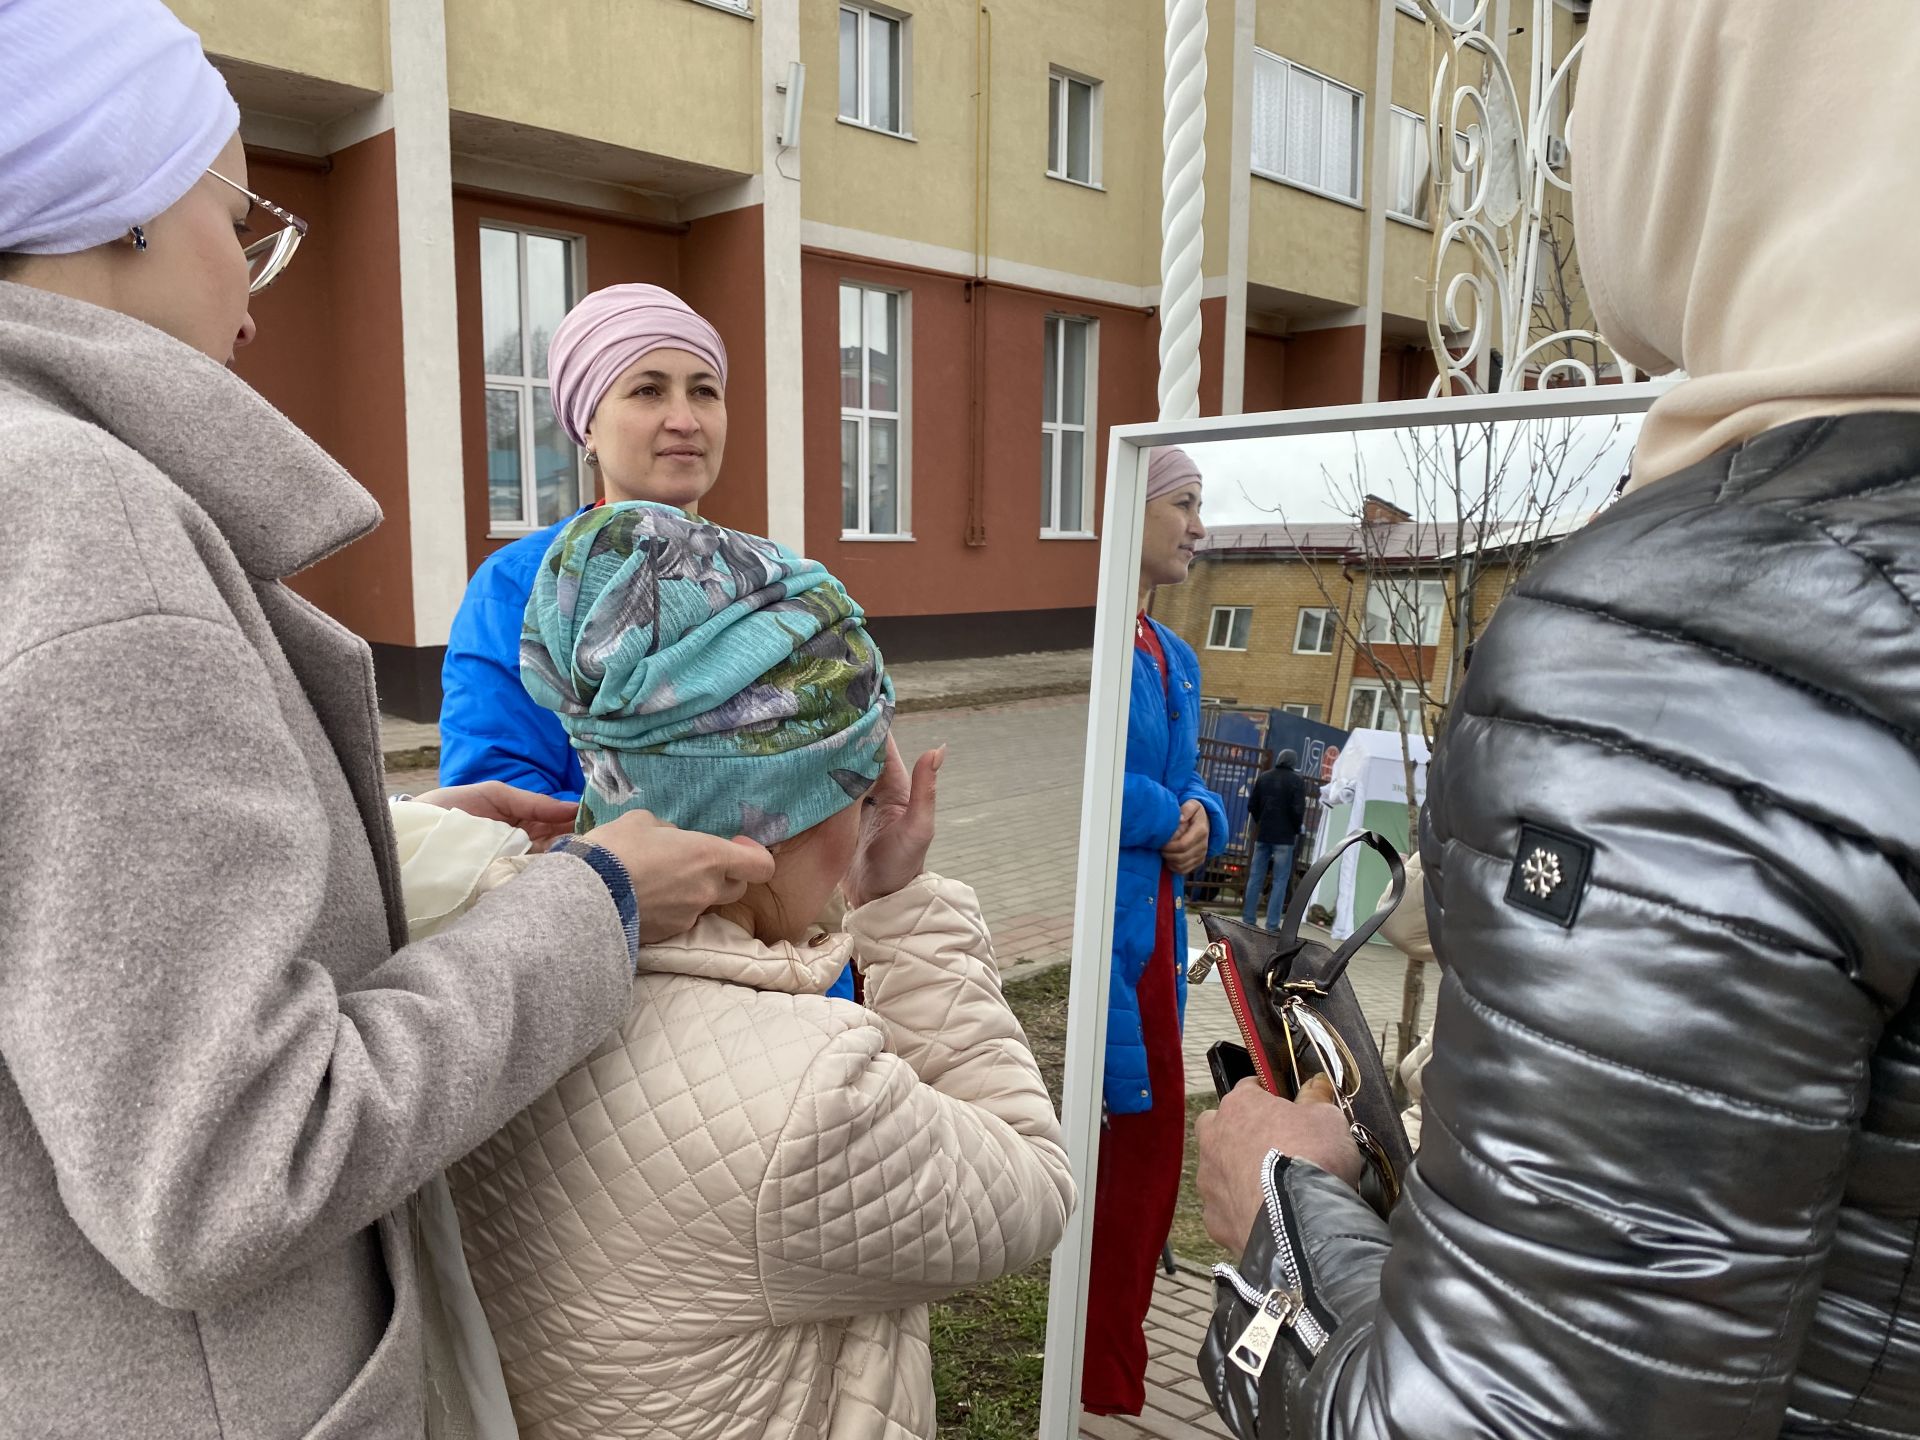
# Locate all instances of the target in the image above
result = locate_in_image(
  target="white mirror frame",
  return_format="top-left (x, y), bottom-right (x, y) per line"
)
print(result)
top-left (1035, 381), bottom-right (1673, 1438)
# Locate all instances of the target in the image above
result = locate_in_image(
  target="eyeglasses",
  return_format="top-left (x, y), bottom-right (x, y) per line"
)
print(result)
top-left (207, 169), bottom-right (309, 294)
top-left (1275, 986), bottom-right (1403, 1211)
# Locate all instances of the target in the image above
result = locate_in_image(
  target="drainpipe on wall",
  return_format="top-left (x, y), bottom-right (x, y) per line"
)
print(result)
top-left (965, 5), bottom-right (992, 548)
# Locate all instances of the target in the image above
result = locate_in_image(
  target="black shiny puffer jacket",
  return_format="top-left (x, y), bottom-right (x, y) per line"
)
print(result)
top-left (1263, 414), bottom-right (1920, 1439)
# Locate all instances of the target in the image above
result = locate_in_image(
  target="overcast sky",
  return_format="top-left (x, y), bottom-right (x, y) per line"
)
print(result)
top-left (1180, 412), bottom-right (1645, 528)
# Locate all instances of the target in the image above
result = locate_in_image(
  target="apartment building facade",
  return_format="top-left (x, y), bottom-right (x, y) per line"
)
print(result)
top-left (1151, 504), bottom-right (1528, 736)
top-left (170, 0), bottom-right (1587, 716)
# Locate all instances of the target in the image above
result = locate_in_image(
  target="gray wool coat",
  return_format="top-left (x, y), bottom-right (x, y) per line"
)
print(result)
top-left (0, 284), bottom-right (633, 1439)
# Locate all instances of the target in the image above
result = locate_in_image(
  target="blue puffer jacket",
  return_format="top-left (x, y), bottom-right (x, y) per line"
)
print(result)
top-left (1107, 617), bottom-right (1227, 1115)
top-left (439, 509), bottom-right (854, 1000)
top-left (440, 511), bottom-right (587, 802)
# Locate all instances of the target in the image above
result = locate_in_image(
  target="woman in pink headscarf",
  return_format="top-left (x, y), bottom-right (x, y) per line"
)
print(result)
top-left (439, 283), bottom-right (751, 801)
top-left (1082, 447), bottom-right (1228, 1415)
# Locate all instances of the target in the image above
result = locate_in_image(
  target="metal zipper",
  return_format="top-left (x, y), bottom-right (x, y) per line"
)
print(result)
top-left (1210, 1149), bottom-right (1331, 1379)
top-left (1187, 939), bottom-right (1226, 985)
top-left (1260, 1150), bottom-right (1331, 1358)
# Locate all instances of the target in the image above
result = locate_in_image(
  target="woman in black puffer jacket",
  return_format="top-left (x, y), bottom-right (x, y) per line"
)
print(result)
top-left (1194, 4), bottom-right (1920, 1437)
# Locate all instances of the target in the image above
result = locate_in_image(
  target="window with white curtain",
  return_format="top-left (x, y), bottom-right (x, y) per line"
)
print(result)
top-left (1389, 106), bottom-right (1471, 224)
top-left (1364, 576), bottom-right (1445, 646)
top-left (481, 223), bottom-right (586, 533)
top-left (1251, 51), bottom-right (1362, 203)
top-left (840, 282), bottom-right (908, 537)
top-left (838, 4), bottom-right (907, 135)
top-left (1041, 315), bottom-right (1094, 535)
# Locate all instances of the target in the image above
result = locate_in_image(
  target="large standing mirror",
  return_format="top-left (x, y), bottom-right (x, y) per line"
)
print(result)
top-left (1035, 384), bottom-right (1667, 1438)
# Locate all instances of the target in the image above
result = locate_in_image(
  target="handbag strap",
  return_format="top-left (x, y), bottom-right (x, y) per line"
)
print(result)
top-left (1269, 830), bottom-right (1407, 992)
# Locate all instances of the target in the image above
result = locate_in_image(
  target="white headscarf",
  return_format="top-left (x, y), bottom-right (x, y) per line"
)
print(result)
top-left (0, 0), bottom-right (239, 255)
top-left (1574, 1), bottom-right (1920, 490)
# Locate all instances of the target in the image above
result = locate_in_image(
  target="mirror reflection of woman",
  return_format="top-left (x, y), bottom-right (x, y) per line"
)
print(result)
top-left (1082, 447), bottom-right (1228, 1416)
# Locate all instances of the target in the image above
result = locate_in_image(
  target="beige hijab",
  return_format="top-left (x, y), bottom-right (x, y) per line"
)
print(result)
top-left (1573, 1), bottom-right (1920, 490)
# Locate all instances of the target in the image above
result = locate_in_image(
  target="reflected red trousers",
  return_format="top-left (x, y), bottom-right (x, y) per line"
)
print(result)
top-left (1081, 869), bottom-right (1186, 1417)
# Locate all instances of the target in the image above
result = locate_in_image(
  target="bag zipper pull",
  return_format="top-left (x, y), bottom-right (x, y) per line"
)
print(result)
top-left (1228, 1287), bottom-right (1303, 1376)
top-left (1188, 940), bottom-right (1227, 985)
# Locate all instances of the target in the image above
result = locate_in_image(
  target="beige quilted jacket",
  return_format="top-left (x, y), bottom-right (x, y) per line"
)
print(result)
top-left (447, 871), bottom-right (1075, 1439)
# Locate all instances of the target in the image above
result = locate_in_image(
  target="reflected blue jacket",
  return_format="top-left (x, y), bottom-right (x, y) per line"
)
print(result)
top-left (438, 510), bottom-right (855, 1000)
top-left (1107, 617), bottom-right (1227, 1115)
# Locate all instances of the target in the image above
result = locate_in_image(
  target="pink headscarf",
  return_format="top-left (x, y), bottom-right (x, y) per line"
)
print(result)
top-left (1146, 447), bottom-right (1203, 502)
top-left (547, 284), bottom-right (729, 447)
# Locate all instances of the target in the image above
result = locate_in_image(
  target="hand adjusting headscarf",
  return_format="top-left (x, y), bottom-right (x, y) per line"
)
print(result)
top-left (522, 502), bottom-right (894, 845)
top-left (0, 0), bottom-right (239, 255)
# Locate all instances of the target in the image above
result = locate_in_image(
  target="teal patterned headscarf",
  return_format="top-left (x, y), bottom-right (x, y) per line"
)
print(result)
top-left (522, 502), bottom-right (895, 843)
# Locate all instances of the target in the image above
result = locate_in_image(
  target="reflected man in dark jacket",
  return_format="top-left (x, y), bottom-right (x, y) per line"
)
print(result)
top-left (1241, 750), bottom-right (1308, 930)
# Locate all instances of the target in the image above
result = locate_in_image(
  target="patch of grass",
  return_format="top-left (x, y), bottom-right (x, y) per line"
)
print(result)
top-left (926, 964), bottom-right (1070, 1439)
top-left (383, 745), bottom-right (441, 772)
top-left (1171, 1093), bottom-right (1234, 1269)
top-left (930, 1262), bottom-right (1052, 1440)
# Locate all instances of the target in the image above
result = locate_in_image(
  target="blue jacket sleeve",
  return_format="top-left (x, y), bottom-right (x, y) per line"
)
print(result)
top-left (1120, 771), bottom-right (1184, 851)
top-left (1180, 774), bottom-right (1230, 860)
top-left (438, 584), bottom-right (581, 803)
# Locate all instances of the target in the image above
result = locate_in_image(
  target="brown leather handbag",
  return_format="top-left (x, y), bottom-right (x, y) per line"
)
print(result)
top-left (1188, 829), bottom-right (1413, 1219)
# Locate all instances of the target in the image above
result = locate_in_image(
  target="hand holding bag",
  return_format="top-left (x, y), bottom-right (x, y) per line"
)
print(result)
top-left (1192, 831), bottom-right (1413, 1440)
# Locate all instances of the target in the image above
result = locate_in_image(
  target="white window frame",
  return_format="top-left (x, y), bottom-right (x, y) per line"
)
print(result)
top-left (1047, 69), bottom-right (1103, 188)
top-left (1207, 606), bottom-right (1253, 652)
top-left (1346, 680), bottom-right (1416, 734)
top-left (1041, 314), bottom-right (1097, 538)
top-left (1280, 701), bottom-right (1323, 721)
top-left (1364, 575), bottom-right (1445, 646)
top-left (839, 281), bottom-right (912, 540)
top-left (1294, 606), bottom-right (1338, 655)
top-left (1396, 0), bottom-right (1477, 23)
top-left (480, 221), bottom-right (589, 537)
top-left (1388, 106), bottom-right (1471, 229)
top-left (1251, 50), bottom-right (1364, 207)
top-left (685, 0), bottom-right (754, 16)
top-left (838, 2), bottom-right (912, 139)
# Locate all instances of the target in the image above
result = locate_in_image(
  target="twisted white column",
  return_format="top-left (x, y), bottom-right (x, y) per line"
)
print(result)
top-left (1158, 0), bottom-right (1208, 422)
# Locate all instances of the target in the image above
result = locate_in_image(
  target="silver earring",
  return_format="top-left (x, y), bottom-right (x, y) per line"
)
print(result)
top-left (128, 225), bottom-right (148, 251)
top-left (585, 450), bottom-right (599, 467)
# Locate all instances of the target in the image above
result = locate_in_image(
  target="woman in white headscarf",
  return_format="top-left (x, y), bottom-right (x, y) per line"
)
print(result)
top-left (0, 4), bottom-right (784, 1436)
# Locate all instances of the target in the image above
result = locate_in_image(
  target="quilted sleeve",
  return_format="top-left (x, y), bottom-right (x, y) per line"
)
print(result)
top-left (753, 874), bottom-right (1075, 1322)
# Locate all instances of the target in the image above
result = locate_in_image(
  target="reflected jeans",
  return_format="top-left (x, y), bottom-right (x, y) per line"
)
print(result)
top-left (1241, 840), bottom-right (1295, 930)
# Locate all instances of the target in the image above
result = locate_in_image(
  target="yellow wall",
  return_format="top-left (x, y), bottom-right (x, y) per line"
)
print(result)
top-left (1255, 0), bottom-right (1372, 91)
top-left (801, 0), bottom-right (976, 251)
top-left (1249, 181), bottom-right (1366, 307)
top-left (446, 0), bottom-right (759, 178)
top-left (169, 0), bottom-right (388, 93)
top-left (1155, 554), bottom-right (1364, 715)
top-left (983, 0), bottom-right (1160, 286)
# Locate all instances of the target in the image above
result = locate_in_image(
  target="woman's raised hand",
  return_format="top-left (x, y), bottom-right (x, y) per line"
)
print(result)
top-left (842, 737), bottom-right (945, 909)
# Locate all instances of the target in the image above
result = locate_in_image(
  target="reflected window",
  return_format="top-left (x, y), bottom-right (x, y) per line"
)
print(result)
top-left (1364, 576), bottom-right (1444, 646)
top-left (1041, 315), bottom-right (1094, 536)
top-left (1048, 70), bottom-right (1101, 185)
top-left (1389, 106), bottom-right (1471, 225)
top-left (1207, 606), bottom-right (1253, 652)
top-left (1252, 50), bottom-right (1362, 203)
top-left (840, 282), bottom-right (909, 537)
top-left (839, 3), bottom-right (908, 135)
top-left (481, 223), bottom-right (585, 533)
top-left (1294, 606), bottom-right (1338, 655)
top-left (1346, 681), bottom-right (1415, 733)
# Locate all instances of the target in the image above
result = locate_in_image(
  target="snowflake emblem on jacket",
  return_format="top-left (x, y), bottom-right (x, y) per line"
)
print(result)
top-left (1521, 848), bottom-right (1563, 898)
